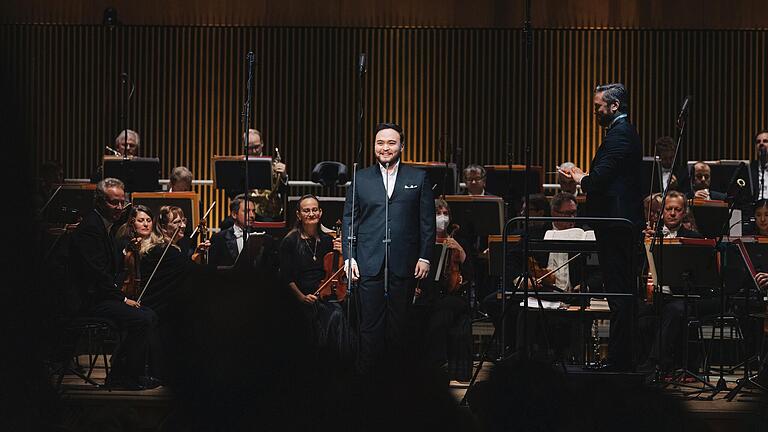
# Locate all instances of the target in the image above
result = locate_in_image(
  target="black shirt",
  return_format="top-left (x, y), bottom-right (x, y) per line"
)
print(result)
top-left (279, 230), bottom-right (334, 295)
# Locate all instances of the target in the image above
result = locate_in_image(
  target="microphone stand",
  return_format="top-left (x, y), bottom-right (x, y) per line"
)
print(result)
top-left (384, 162), bottom-right (391, 296)
top-left (760, 148), bottom-right (766, 200)
top-left (646, 96), bottom-right (690, 379)
top-left (241, 51), bottom-right (255, 264)
top-left (346, 53), bottom-right (366, 329)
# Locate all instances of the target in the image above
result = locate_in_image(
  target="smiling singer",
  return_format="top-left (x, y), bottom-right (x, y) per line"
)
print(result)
top-left (343, 122), bottom-right (436, 375)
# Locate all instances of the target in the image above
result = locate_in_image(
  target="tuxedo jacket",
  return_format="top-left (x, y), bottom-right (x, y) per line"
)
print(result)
top-left (343, 163), bottom-right (436, 278)
top-left (207, 226), bottom-right (239, 268)
top-left (750, 160), bottom-right (766, 201)
top-left (69, 210), bottom-right (122, 309)
top-left (580, 117), bottom-right (644, 228)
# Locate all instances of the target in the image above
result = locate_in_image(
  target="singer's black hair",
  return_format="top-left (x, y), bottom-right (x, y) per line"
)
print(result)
top-left (375, 122), bottom-right (405, 146)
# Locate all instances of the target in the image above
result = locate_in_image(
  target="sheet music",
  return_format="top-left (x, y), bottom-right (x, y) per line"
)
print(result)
top-left (543, 227), bottom-right (595, 241)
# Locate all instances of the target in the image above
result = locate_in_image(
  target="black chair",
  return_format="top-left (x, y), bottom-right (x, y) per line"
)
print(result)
top-left (311, 161), bottom-right (348, 188)
top-left (53, 316), bottom-right (121, 389)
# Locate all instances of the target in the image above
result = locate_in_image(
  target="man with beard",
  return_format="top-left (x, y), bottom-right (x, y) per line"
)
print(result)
top-left (687, 161), bottom-right (726, 201)
top-left (343, 122), bottom-right (436, 375)
top-left (560, 83), bottom-right (643, 371)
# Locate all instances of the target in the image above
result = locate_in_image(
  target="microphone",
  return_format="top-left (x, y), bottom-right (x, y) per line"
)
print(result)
top-left (247, 51), bottom-right (255, 64)
top-left (760, 147), bottom-right (767, 167)
top-left (358, 53), bottom-right (367, 74)
top-left (676, 96), bottom-right (691, 129)
top-left (725, 162), bottom-right (747, 198)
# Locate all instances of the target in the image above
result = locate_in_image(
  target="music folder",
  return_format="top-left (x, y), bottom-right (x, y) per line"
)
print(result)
top-left (645, 238), bottom-right (719, 290)
top-left (689, 199), bottom-right (730, 238)
top-left (443, 195), bottom-right (504, 238)
top-left (409, 161), bottom-right (458, 196)
top-left (103, 156), bottom-right (161, 192)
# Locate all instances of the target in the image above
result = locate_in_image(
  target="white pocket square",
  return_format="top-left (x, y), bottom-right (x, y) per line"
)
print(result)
top-left (404, 184), bottom-right (419, 189)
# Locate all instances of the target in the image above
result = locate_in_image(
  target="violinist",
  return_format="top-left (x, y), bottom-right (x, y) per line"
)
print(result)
top-left (420, 199), bottom-right (473, 374)
top-left (69, 178), bottom-right (160, 390)
top-left (115, 205), bottom-right (155, 299)
top-left (138, 206), bottom-right (210, 316)
top-left (638, 191), bottom-right (721, 375)
top-left (278, 195), bottom-right (343, 349)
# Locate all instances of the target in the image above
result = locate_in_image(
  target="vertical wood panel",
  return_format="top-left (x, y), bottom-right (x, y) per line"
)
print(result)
top-left (5, 25), bottom-right (767, 226)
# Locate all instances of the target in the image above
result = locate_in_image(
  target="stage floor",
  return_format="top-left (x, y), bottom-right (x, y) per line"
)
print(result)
top-left (55, 355), bottom-right (767, 432)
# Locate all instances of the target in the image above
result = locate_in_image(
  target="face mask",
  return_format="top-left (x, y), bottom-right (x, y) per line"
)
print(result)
top-left (436, 214), bottom-right (450, 231)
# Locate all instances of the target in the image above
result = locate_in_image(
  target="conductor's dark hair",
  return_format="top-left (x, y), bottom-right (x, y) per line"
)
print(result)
top-left (375, 122), bottom-right (405, 146)
top-left (594, 83), bottom-right (629, 114)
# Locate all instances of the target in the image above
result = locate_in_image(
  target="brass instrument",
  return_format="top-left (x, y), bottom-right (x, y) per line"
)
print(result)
top-left (250, 147), bottom-right (285, 220)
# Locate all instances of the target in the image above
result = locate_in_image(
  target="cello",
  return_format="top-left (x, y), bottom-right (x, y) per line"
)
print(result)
top-left (314, 220), bottom-right (347, 302)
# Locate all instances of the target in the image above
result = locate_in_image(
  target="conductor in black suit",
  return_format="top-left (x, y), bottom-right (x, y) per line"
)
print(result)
top-left (343, 122), bottom-right (436, 375)
top-left (560, 83), bottom-right (644, 371)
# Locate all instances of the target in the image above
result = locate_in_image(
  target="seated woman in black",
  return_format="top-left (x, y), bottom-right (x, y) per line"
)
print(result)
top-left (278, 194), bottom-right (343, 352)
top-left (139, 206), bottom-right (209, 317)
top-left (114, 205), bottom-right (155, 300)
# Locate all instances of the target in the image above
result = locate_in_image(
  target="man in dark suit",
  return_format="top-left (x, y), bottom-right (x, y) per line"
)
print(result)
top-left (561, 83), bottom-right (644, 371)
top-left (638, 191), bottom-right (721, 373)
top-left (208, 196), bottom-right (256, 268)
top-left (343, 122), bottom-right (436, 375)
top-left (687, 161), bottom-right (726, 201)
top-left (69, 178), bottom-right (159, 389)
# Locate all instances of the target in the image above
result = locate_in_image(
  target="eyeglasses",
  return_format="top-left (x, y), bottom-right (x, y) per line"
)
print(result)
top-left (105, 198), bottom-right (126, 207)
top-left (554, 210), bottom-right (577, 216)
top-left (466, 177), bottom-right (486, 184)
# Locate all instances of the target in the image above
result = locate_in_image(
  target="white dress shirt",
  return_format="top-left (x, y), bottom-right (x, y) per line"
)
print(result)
top-left (380, 161), bottom-right (400, 198)
top-left (233, 224), bottom-right (246, 254)
top-left (547, 224), bottom-right (572, 292)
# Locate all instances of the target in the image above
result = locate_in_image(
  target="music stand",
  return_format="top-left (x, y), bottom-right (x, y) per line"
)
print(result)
top-left (103, 156), bottom-right (161, 193)
top-left (43, 183), bottom-right (96, 223)
top-left (642, 156), bottom-right (663, 196)
top-left (212, 155), bottom-right (273, 198)
top-left (647, 239), bottom-right (719, 389)
top-left (689, 200), bottom-right (729, 238)
top-left (409, 162), bottom-right (457, 196)
top-left (483, 164), bottom-right (543, 204)
top-left (443, 195), bottom-right (504, 239)
top-left (287, 196), bottom-right (345, 230)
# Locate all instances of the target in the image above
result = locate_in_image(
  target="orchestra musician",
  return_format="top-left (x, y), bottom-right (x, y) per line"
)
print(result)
top-left (655, 136), bottom-right (690, 194)
top-left (115, 205), bottom-right (155, 299)
top-left (638, 190), bottom-right (721, 374)
top-left (168, 166), bottom-right (193, 192)
top-left (343, 122), bottom-right (436, 375)
top-left (246, 128), bottom-right (288, 221)
top-left (69, 178), bottom-right (160, 390)
top-left (90, 130), bottom-right (142, 183)
top-left (749, 130), bottom-right (768, 201)
top-left (208, 195), bottom-right (256, 268)
top-left (687, 161), bottom-right (726, 201)
top-left (420, 198), bottom-right (472, 374)
top-left (278, 194), bottom-right (344, 350)
top-left (137, 206), bottom-right (209, 315)
top-left (462, 164), bottom-right (489, 196)
top-left (560, 83), bottom-right (644, 372)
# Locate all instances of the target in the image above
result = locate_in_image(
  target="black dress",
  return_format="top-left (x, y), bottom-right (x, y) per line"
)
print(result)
top-left (140, 243), bottom-right (194, 317)
top-left (279, 230), bottom-right (344, 351)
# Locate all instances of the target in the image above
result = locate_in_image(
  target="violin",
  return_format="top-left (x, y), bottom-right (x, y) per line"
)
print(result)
top-left (315, 220), bottom-right (347, 302)
top-left (121, 235), bottom-right (142, 300)
top-left (441, 224), bottom-right (465, 294)
top-left (527, 256), bottom-right (557, 289)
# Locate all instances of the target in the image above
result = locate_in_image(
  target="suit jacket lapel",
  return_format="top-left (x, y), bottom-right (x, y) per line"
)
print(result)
top-left (389, 164), bottom-right (406, 200)
top-left (224, 228), bottom-right (239, 262)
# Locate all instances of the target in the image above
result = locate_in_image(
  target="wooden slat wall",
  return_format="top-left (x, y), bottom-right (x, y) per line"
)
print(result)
top-left (5, 25), bottom-right (767, 226)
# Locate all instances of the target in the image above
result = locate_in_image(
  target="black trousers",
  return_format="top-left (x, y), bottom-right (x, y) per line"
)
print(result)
top-left (595, 225), bottom-right (638, 367)
top-left (89, 299), bottom-right (158, 379)
top-left (423, 294), bottom-right (468, 367)
top-left (357, 269), bottom-right (416, 375)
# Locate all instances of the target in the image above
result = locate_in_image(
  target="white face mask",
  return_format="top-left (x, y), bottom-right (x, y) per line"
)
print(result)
top-left (436, 214), bottom-right (450, 231)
